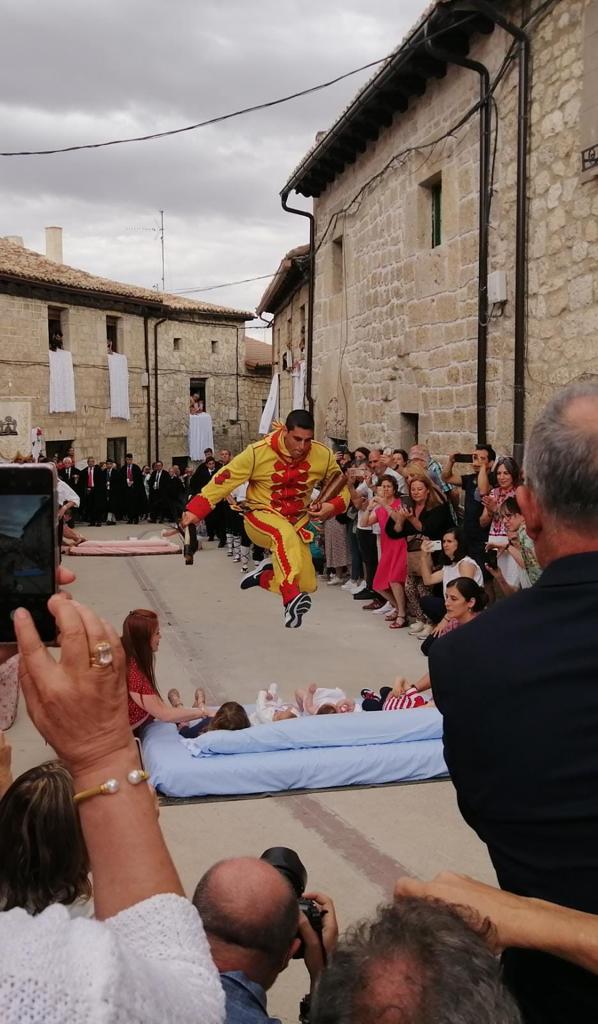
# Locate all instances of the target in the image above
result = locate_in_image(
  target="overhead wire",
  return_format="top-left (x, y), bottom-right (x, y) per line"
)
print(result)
top-left (0, 56), bottom-right (394, 157)
top-left (0, 17), bottom-right (480, 158)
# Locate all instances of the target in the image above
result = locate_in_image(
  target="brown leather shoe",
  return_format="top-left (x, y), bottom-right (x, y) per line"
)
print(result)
top-left (363, 600), bottom-right (383, 611)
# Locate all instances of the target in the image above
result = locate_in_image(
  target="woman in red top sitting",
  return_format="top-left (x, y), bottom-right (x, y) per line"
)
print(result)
top-left (123, 609), bottom-right (203, 736)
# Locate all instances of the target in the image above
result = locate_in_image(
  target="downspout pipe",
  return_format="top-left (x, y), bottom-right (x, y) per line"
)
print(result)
top-left (280, 192), bottom-right (315, 415)
top-left (450, 0), bottom-right (530, 462)
top-left (153, 318), bottom-right (167, 462)
top-left (143, 315), bottom-right (151, 465)
top-left (424, 20), bottom-right (491, 443)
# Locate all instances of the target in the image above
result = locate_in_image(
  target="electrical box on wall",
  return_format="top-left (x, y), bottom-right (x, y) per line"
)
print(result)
top-left (141, 371), bottom-right (149, 388)
top-left (487, 270), bottom-right (507, 305)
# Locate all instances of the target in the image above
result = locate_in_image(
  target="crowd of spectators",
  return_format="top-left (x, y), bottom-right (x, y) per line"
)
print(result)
top-left (3, 380), bottom-right (598, 1024)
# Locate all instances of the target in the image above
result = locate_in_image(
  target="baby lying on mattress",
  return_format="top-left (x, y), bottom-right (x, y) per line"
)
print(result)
top-left (250, 683), bottom-right (360, 723)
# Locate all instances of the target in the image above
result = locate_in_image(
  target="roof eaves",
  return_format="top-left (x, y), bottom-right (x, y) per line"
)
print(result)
top-left (281, 3), bottom-right (495, 199)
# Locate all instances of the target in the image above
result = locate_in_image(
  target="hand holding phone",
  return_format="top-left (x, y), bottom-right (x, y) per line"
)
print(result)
top-left (454, 453), bottom-right (473, 463)
top-left (0, 464), bottom-right (59, 644)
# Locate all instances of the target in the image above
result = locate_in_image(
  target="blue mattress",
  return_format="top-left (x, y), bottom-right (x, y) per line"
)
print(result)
top-left (141, 710), bottom-right (448, 798)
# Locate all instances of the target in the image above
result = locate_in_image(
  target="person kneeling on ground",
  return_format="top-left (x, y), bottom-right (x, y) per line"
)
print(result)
top-left (193, 857), bottom-right (338, 1024)
top-left (122, 609), bottom-right (208, 738)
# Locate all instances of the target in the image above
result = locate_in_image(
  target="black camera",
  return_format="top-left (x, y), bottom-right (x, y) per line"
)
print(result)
top-left (260, 846), bottom-right (324, 959)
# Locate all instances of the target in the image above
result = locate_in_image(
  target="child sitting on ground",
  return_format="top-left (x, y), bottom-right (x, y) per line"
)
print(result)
top-left (361, 676), bottom-right (435, 711)
top-left (295, 684), bottom-right (361, 715)
top-left (250, 684), bottom-right (301, 725)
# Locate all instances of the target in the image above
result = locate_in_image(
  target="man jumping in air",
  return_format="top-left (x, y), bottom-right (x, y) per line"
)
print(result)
top-left (181, 410), bottom-right (349, 628)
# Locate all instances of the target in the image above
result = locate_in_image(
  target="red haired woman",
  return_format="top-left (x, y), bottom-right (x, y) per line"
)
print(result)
top-left (122, 609), bottom-right (202, 737)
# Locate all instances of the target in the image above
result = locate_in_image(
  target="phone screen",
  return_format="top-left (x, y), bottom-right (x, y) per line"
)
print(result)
top-left (0, 466), bottom-right (58, 643)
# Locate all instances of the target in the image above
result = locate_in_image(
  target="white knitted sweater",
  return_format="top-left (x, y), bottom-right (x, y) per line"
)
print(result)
top-left (0, 893), bottom-right (224, 1024)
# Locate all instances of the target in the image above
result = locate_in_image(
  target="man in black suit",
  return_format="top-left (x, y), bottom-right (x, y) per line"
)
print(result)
top-left (187, 449), bottom-right (220, 496)
top-left (59, 457), bottom-right (80, 524)
top-left (148, 461), bottom-right (171, 523)
top-left (430, 381), bottom-right (598, 1024)
top-left (116, 452), bottom-right (146, 524)
top-left (104, 459), bottom-right (121, 523)
top-left (77, 457), bottom-right (105, 526)
top-left (168, 465), bottom-right (187, 522)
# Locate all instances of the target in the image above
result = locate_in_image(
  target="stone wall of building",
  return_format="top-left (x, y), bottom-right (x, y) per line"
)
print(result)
top-left (0, 291), bottom-right (256, 464)
top-left (311, 0), bottom-right (598, 459)
top-left (271, 280), bottom-right (309, 421)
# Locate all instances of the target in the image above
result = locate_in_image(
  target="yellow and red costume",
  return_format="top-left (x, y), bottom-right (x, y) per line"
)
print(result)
top-left (186, 427), bottom-right (349, 604)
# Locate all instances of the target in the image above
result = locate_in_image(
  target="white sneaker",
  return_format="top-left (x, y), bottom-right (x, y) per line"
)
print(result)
top-left (327, 575), bottom-right (342, 586)
top-left (408, 621), bottom-right (425, 635)
top-left (373, 601), bottom-right (393, 615)
top-left (417, 625), bottom-right (433, 638)
top-left (352, 581), bottom-right (367, 595)
top-left (341, 579), bottom-right (356, 592)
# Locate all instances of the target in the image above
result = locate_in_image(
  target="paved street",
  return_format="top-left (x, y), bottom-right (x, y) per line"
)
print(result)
top-left (10, 525), bottom-right (495, 1022)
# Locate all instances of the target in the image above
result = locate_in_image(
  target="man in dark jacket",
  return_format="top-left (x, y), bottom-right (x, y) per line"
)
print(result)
top-left (148, 461), bottom-right (171, 523)
top-left (77, 457), bottom-right (105, 526)
top-left (431, 381), bottom-right (598, 1024)
top-left (116, 453), bottom-right (146, 524)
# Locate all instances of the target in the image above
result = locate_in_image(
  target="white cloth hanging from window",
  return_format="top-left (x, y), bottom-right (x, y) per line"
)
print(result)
top-left (108, 353), bottom-right (130, 420)
top-left (49, 350), bottom-right (76, 413)
top-left (259, 373), bottom-right (279, 434)
top-left (189, 412), bottom-right (214, 460)
top-left (292, 360), bottom-right (306, 410)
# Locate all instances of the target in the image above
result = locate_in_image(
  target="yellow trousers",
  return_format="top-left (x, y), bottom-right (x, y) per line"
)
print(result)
top-left (244, 510), bottom-right (316, 604)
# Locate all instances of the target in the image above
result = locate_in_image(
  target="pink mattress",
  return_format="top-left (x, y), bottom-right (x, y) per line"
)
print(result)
top-left (68, 539), bottom-right (180, 556)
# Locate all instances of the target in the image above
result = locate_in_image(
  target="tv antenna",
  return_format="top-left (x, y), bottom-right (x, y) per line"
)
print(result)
top-left (125, 209), bottom-right (165, 291)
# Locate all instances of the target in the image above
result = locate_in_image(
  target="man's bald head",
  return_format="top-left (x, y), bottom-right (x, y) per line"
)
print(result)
top-left (193, 858), bottom-right (299, 982)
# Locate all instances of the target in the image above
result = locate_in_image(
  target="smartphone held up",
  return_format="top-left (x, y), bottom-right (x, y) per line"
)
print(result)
top-left (0, 464), bottom-right (59, 644)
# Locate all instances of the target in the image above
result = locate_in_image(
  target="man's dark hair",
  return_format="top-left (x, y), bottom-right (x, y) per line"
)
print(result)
top-left (193, 862), bottom-right (299, 970)
top-left (311, 898), bottom-right (521, 1024)
top-left (503, 496), bottom-right (521, 515)
top-left (286, 409), bottom-right (315, 432)
top-left (125, 452), bottom-right (133, 459)
top-left (475, 443), bottom-right (496, 462)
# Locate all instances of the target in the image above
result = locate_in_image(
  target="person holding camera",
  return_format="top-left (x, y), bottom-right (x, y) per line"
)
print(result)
top-left (193, 856), bottom-right (338, 1024)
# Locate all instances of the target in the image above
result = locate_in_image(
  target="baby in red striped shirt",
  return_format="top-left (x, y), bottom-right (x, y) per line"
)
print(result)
top-left (361, 676), bottom-right (435, 711)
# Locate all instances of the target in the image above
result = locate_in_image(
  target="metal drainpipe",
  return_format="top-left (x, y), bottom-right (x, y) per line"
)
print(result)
top-left (452, 0), bottom-right (530, 462)
top-left (424, 20), bottom-right (491, 443)
top-left (143, 315), bottom-right (151, 465)
top-left (153, 318), bottom-right (167, 461)
top-left (280, 191), bottom-right (315, 414)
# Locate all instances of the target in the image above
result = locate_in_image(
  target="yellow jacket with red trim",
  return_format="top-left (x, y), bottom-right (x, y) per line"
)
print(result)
top-left (186, 428), bottom-right (349, 528)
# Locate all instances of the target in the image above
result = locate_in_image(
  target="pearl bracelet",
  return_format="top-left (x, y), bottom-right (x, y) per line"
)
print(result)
top-left (74, 769), bottom-right (149, 804)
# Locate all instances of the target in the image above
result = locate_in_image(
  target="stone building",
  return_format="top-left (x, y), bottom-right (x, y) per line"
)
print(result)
top-left (281, 0), bottom-right (598, 459)
top-left (0, 230), bottom-right (272, 465)
top-left (257, 245), bottom-right (310, 420)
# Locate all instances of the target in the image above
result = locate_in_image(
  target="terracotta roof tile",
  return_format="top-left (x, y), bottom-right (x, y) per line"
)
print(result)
top-left (244, 335), bottom-right (272, 368)
top-left (0, 238), bottom-right (252, 320)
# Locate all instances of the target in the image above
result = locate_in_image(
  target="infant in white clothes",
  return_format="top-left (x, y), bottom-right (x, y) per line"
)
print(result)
top-left (295, 684), bottom-right (361, 715)
top-left (250, 684), bottom-right (301, 725)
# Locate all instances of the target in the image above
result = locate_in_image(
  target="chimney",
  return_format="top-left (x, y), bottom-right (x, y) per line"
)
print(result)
top-left (4, 235), bottom-right (24, 247)
top-left (45, 226), bottom-right (63, 263)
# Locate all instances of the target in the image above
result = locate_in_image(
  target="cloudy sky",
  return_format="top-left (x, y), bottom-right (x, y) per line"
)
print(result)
top-left (1, 0), bottom-right (428, 332)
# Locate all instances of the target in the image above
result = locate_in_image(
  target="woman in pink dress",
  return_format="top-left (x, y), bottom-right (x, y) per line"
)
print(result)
top-left (365, 475), bottom-right (408, 628)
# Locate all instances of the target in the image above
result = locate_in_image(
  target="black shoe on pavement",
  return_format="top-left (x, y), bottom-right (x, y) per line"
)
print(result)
top-left (284, 592), bottom-right (312, 628)
top-left (217, 540), bottom-right (226, 548)
top-left (240, 559), bottom-right (273, 591)
top-left (353, 589), bottom-right (375, 601)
